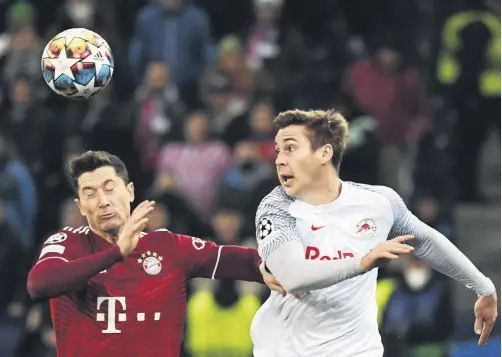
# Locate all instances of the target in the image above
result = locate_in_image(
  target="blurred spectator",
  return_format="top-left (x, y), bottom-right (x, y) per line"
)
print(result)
top-left (379, 256), bottom-right (453, 357)
top-left (0, 198), bottom-right (24, 357)
top-left (202, 73), bottom-right (250, 144)
top-left (225, 99), bottom-right (276, 157)
top-left (59, 197), bottom-right (86, 229)
top-left (148, 190), bottom-right (211, 238)
top-left (146, 202), bottom-right (171, 232)
top-left (0, 74), bottom-right (58, 191)
top-left (129, 0), bottom-right (212, 106)
top-left (435, 0), bottom-right (500, 202)
top-left (135, 61), bottom-right (185, 173)
top-left (156, 111), bottom-right (231, 220)
top-left (0, 1), bottom-right (37, 70)
top-left (246, 100), bottom-right (276, 161)
top-left (217, 141), bottom-right (272, 218)
top-left (332, 95), bottom-right (380, 185)
top-left (0, 134), bottom-right (35, 249)
top-left (344, 37), bottom-right (433, 192)
top-left (242, 0), bottom-right (308, 111)
top-left (2, 23), bottom-right (42, 86)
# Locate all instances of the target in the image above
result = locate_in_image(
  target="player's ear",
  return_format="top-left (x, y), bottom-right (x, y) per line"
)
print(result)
top-left (74, 199), bottom-right (85, 216)
top-left (318, 144), bottom-right (333, 165)
top-left (127, 182), bottom-right (135, 203)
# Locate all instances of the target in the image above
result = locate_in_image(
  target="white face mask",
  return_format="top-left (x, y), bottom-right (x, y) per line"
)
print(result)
top-left (67, 3), bottom-right (94, 24)
top-left (403, 267), bottom-right (432, 291)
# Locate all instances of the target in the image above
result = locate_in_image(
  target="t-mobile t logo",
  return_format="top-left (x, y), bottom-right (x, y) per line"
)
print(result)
top-left (96, 297), bottom-right (161, 334)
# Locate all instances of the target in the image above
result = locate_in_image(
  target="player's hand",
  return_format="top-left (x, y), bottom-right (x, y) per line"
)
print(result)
top-left (260, 262), bottom-right (286, 296)
top-left (360, 235), bottom-right (415, 273)
top-left (474, 292), bottom-right (498, 346)
top-left (117, 200), bottom-right (155, 257)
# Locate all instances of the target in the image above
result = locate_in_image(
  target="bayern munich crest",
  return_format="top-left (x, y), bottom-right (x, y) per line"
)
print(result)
top-left (356, 218), bottom-right (377, 239)
top-left (137, 251), bottom-right (163, 275)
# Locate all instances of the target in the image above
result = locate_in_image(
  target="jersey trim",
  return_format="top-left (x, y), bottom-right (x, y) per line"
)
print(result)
top-left (36, 256), bottom-right (69, 265)
top-left (40, 245), bottom-right (65, 258)
top-left (211, 246), bottom-right (223, 279)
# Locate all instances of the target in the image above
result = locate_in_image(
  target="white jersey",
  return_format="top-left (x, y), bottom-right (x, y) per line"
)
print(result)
top-left (251, 181), bottom-right (495, 357)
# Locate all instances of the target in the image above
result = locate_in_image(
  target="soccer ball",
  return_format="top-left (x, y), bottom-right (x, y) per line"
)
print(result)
top-left (41, 28), bottom-right (114, 99)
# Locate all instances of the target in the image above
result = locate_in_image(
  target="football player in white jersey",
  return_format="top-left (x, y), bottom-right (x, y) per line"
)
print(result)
top-left (251, 109), bottom-right (497, 357)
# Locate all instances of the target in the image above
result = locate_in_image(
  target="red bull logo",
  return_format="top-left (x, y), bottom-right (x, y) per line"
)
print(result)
top-left (305, 246), bottom-right (355, 260)
top-left (356, 219), bottom-right (377, 238)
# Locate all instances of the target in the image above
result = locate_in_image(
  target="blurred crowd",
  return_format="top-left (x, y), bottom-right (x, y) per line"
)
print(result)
top-left (0, 0), bottom-right (499, 356)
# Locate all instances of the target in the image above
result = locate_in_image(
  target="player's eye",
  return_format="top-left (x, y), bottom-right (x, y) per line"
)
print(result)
top-left (105, 185), bottom-right (115, 192)
top-left (287, 146), bottom-right (295, 152)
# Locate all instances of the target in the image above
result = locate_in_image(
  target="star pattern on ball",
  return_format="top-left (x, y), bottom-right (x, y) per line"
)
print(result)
top-left (258, 217), bottom-right (274, 240)
top-left (85, 42), bottom-right (111, 76)
top-left (46, 46), bottom-right (80, 81)
top-left (74, 77), bottom-right (96, 98)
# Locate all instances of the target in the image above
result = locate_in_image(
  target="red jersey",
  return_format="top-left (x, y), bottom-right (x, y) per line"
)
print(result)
top-left (28, 226), bottom-right (263, 357)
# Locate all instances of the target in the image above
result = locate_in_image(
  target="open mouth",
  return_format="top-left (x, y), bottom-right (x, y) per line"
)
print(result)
top-left (280, 175), bottom-right (294, 184)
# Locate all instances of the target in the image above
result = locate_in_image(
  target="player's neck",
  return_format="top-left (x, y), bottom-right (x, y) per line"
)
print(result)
top-left (89, 224), bottom-right (119, 244)
top-left (297, 169), bottom-right (341, 205)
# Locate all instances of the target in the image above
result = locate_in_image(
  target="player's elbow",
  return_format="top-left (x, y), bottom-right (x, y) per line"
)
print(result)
top-left (27, 267), bottom-right (50, 302)
top-left (27, 276), bottom-right (45, 301)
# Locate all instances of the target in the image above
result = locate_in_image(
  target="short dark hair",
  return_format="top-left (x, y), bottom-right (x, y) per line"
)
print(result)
top-left (68, 150), bottom-right (129, 195)
top-left (274, 109), bottom-right (349, 170)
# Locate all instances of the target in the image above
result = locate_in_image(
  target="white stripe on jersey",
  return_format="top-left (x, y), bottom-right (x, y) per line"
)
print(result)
top-left (211, 246), bottom-right (223, 280)
top-left (39, 245), bottom-right (65, 258)
top-left (62, 226), bottom-right (90, 235)
top-left (36, 256), bottom-right (69, 265)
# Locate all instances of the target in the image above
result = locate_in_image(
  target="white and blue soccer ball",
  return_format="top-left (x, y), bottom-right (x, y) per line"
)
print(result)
top-left (41, 28), bottom-right (114, 99)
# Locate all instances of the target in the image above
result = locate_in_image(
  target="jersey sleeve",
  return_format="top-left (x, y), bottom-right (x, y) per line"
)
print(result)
top-left (255, 187), bottom-right (301, 261)
top-left (370, 185), bottom-right (496, 297)
top-left (28, 227), bottom-right (123, 301)
top-left (167, 231), bottom-right (263, 283)
top-left (36, 228), bottom-right (83, 265)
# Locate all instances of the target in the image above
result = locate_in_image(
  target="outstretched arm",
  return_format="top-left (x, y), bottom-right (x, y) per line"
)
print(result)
top-left (377, 186), bottom-right (496, 296)
top-left (373, 186), bottom-right (497, 346)
top-left (170, 233), bottom-right (263, 283)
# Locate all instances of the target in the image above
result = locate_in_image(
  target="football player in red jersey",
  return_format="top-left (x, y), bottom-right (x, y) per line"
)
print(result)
top-left (27, 150), bottom-right (274, 357)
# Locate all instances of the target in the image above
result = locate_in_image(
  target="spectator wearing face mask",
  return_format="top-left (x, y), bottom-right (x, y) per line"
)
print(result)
top-left (377, 256), bottom-right (454, 357)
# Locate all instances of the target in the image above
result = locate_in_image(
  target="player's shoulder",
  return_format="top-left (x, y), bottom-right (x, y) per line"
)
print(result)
top-left (256, 186), bottom-right (294, 218)
top-left (140, 228), bottom-right (172, 241)
top-left (345, 181), bottom-right (402, 202)
top-left (345, 181), bottom-right (407, 219)
top-left (42, 226), bottom-right (90, 246)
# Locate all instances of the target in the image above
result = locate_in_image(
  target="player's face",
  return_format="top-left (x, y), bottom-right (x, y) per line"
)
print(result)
top-left (275, 125), bottom-right (329, 197)
top-left (75, 166), bottom-right (134, 236)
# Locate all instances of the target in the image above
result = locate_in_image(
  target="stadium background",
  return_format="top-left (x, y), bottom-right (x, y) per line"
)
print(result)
top-left (0, 0), bottom-right (500, 356)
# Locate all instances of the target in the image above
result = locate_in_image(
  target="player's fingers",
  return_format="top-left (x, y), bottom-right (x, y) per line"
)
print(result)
top-left (379, 252), bottom-right (399, 260)
top-left (474, 316), bottom-right (483, 335)
top-left (391, 235), bottom-right (414, 243)
top-left (132, 205), bottom-right (155, 221)
top-left (388, 245), bottom-right (414, 254)
top-left (132, 201), bottom-right (155, 215)
top-left (132, 218), bottom-right (149, 232)
top-left (478, 320), bottom-right (494, 346)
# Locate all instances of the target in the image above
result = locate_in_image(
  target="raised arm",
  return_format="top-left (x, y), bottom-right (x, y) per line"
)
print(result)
top-left (169, 232), bottom-right (263, 283)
